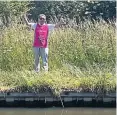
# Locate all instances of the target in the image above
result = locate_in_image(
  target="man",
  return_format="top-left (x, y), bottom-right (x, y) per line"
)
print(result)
top-left (24, 14), bottom-right (63, 72)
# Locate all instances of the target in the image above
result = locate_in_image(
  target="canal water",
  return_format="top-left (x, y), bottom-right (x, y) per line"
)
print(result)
top-left (0, 108), bottom-right (115, 115)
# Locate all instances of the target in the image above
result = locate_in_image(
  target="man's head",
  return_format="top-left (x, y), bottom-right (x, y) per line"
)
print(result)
top-left (38, 14), bottom-right (46, 25)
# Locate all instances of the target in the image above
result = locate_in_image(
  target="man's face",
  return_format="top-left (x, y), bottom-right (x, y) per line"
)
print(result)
top-left (38, 16), bottom-right (46, 25)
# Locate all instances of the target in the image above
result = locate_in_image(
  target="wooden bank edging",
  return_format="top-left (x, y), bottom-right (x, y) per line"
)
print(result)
top-left (0, 92), bottom-right (115, 103)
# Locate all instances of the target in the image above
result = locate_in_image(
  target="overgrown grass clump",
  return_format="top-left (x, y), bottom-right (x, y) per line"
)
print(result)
top-left (0, 20), bottom-right (116, 95)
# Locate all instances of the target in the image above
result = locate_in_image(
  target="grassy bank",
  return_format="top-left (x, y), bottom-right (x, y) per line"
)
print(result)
top-left (0, 20), bottom-right (116, 95)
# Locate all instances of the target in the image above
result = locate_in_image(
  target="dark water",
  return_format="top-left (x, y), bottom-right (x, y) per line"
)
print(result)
top-left (0, 108), bottom-right (115, 115)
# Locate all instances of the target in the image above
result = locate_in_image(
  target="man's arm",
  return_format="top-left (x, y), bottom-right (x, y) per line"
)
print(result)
top-left (24, 14), bottom-right (31, 26)
top-left (48, 18), bottom-right (66, 31)
top-left (24, 14), bottom-right (36, 30)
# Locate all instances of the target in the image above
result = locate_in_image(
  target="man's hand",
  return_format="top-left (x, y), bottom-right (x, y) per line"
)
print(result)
top-left (55, 17), bottom-right (66, 28)
top-left (60, 17), bottom-right (65, 25)
top-left (23, 13), bottom-right (30, 26)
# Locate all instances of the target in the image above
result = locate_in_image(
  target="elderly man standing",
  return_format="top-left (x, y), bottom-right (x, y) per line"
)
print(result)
top-left (24, 14), bottom-right (63, 72)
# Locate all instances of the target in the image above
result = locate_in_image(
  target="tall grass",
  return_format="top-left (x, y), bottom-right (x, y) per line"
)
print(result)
top-left (0, 20), bottom-right (116, 94)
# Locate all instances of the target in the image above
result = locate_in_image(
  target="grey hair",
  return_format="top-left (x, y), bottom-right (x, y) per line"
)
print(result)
top-left (38, 14), bottom-right (46, 19)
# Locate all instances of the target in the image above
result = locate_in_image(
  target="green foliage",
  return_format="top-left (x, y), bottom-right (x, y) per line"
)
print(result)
top-left (0, 1), bottom-right (30, 26)
top-left (0, 20), bottom-right (115, 94)
top-left (0, 20), bottom-right (115, 72)
top-left (0, 68), bottom-right (115, 95)
top-left (28, 1), bottom-right (116, 23)
top-left (0, 1), bottom-right (115, 95)
top-left (0, 24), bottom-right (33, 71)
top-left (49, 20), bottom-right (115, 71)
top-left (0, 1), bottom-right (115, 26)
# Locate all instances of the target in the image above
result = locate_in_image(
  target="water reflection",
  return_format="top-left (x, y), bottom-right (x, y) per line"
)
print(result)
top-left (0, 108), bottom-right (115, 115)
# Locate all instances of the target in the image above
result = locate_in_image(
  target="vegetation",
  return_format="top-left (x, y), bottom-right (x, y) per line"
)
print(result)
top-left (0, 1), bottom-right (116, 95)
top-left (0, 1), bottom-right (116, 26)
top-left (0, 20), bottom-right (115, 95)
